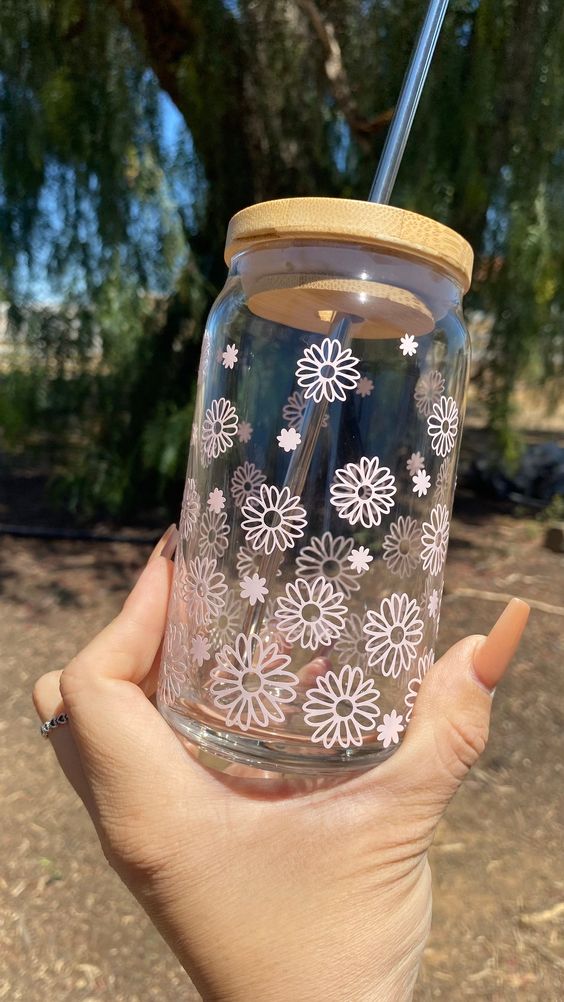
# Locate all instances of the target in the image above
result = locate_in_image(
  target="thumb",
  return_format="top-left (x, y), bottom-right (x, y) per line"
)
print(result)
top-left (387, 598), bottom-right (530, 816)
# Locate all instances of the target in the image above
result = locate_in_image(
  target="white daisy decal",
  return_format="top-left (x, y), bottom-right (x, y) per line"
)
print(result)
top-left (282, 389), bottom-right (328, 430)
top-left (296, 531), bottom-right (360, 599)
top-left (414, 369), bottom-right (445, 417)
top-left (364, 592), bottom-right (424, 678)
top-left (222, 343), bottom-right (238, 369)
top-left (420, 504), bottom-right (450, 576)
top-left (355, 376), bottom-right (374, 398)
top-left (237, 420), bottom-right (253, 443)
top-left (160, 622), bottom-right (190, 705)
top-left (181, 555), bottom-right (227, 627)
top-left (296, 336), bottom-right (361, 403)
top-left (210, 633), bottom-right (298, 731)
top-left (406, 451), bottom-right (425, 475)
top-left (201, 397), bottom-right (239, 462)
top-left (209, 591), bottom-right (243, 649)
top-left (348, 545), bottom-right (373, 575)
top-left (382, 516), bottom-right (421, 578)
top-left (240, 572), bottom-right (268, 606)
top-left (434, 458), bottom-right (452, 506)
top-left (277, 426), bottom-right (301, 452)
top-left (274, 576), bottom-right (347, 650)
top-left (427, 395), bottom-right (459, 458)
top-left (412, 468), bottom-right (431, 497)
top-left (199, 508), bottom-right (230, 560)
top-left (179, 477), bottom-right (201, 539)
top-left (303, 665), bottom-right (381, 749)
top-left (207, 488), bottom-right (226, 513)
top-left (404, 648), bottom-right (434, 722)
top-left (330, 456), bottom-right (396, 528)
top-left (377, 709), bottom-right (405, 748)
top-left (399, 334), bottom-right (418, 356)
top-left (190, 633), bottom-right (211, 668)
top-left (230, 461), bottom-right (266, 509)
top-left (427, 587), bottom-right (441, 619)
top-left (241, 484), bottom-right (307, 555)
top-left (334, 613), bottom-right (370, 672)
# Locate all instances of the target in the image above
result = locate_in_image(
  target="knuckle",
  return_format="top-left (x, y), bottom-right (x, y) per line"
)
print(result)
top-left (435, 712), bottom-right (489, 784)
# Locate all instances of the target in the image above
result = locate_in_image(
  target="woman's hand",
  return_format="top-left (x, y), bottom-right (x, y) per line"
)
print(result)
top-left (32, 526), bottom-right (529, 1002)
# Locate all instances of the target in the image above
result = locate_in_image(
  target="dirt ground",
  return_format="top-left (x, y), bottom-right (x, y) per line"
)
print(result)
top-left (1, 490), bottom-right (563, 1000)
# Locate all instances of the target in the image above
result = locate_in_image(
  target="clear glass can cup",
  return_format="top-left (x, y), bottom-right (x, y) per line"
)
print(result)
top-left (157, 197), bottom-right (473, 777)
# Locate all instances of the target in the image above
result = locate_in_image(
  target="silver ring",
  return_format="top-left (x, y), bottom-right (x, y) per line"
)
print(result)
top-left (40, 712), bottom-right (69, 737)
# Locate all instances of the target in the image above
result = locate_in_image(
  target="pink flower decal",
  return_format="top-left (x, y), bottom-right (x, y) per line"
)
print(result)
top-left (364, 592), bottom-right (424, 678)
top-left (241, 484), bottom-right (307, 555)
top-left (274, 575), bottom-right (347, 650)
top-left (303, 665), bottom-right (381, 749)
top-left (330, 456), bottom-right (396, 528)
top-left (296, 336), bottom-right (361, 403)
top-left (181, 555), bottom-right (227, 627)
top-left (201, 397), bottom-right (239, 462)
top-left (210, 633), bottom-right (298, 731)
top-left (420, 504), bottom-right (450, 576)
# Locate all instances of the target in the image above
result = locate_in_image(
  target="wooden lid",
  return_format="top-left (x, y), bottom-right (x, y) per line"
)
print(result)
top-left (225, 197), bottom-right (473, 292)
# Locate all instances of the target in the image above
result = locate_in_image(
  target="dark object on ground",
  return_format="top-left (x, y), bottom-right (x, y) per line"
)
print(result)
top-left (544, 523), bottom-right (564, 553)
top-left (464, 443), bottom-right (564, 507)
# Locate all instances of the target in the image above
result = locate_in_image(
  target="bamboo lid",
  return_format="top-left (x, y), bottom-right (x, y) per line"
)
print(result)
top-left (225, 197), bottom-right (473, 292)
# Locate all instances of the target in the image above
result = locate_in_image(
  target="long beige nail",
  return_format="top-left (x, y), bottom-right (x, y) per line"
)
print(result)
top-left (148, 523), bottom-right (177, 563)
top-left (473, 597), bottom-right (530, 691)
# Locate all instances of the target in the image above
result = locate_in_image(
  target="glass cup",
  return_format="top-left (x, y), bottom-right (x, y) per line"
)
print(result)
top-left (157, 197), bottom-right (473, 776)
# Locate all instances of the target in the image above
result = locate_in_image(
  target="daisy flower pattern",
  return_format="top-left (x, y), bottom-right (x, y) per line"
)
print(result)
top-left (230, 461), bottom-right (266, 509)
top-left (179, 477), bottom-right (200, 539)
top-left (222, 343), bottom-right (238, 369)
top-left (412, 469), bottom-right (431, 497)
top-left (356, 376), bottom-right (374, 398)
top-left (427, 587), bottom-right (441, 619)
top-left (181, 556), bottom-right (227, 627)
top-left (207, 488), bottom-right (226, 513)
top-left (210, 633), bottom-right (298, 731)
top-left (199, 508), bottom-right (230, 560)
top-left (434, 458), bottom-right (452, 506)
top-left (160, 622), bottom-right (190, 705)
top-left (209, 591), bottom-right (243, 649)
top-left (330, 456), bottom-right (396, 528)
top-left (303, 665), bottom-right (381, 750)
top-left (404, 648), bottom-right (435, 722)
top-left (274, 576), bottom-right (347, 650)
top-left (241, 484), bottom-right (307, 555)
top-left (399, 334), bottom-right (418, 357)
top-left (296, 336), bottom-right (361, 403)
top-left (296, 531), bottom-right (360, 599)
top-left (201, 397), bottom-right (239, 462)
top-left (427, 395), bottom-right (459, 458)
top-left (334, 613), bottom-right (370, 672)
top-left (420, 504), bottom-right (450, 576)
top-left (414, 369), bottom-right (445, 417)
top-left (237, 420), bottom-right (253, 443)
top-left (377, 709), bottom-right (405, 748)
top-left (240, 573), bottom-right (268, 606)
top-left (190, 633), bottom-right (211, 668)
top-left (348, 546), bottom-right (373, 575)
top-left (382, 516), bottom-right (421, 578)
top-left (282, 389), bottom-right (328, 430)
top-left (277, 427), bottom-right (301, 452)
top-left (406, 451), bottom-right (425, 475)
top-left (364, 592), bottom-right (424, 678)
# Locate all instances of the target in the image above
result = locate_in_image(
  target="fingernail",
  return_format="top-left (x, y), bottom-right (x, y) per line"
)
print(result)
top-left (472, 598), bottom-right (530, 692)
top-left (160, 525), bottom-right (179, 561)
top-left (148, 524), bottom-right (177, 564)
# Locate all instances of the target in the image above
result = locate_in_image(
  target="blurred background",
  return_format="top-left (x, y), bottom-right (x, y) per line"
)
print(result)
top-left (0, 2), bottom-right (563, 1000)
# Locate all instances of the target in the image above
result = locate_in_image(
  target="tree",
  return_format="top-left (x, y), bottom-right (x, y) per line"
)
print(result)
top-left (0, 0), bottom-right (563, 517)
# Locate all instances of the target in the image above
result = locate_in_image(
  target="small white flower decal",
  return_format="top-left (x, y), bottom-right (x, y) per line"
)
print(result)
top-left (303, 665), bottom-right (381, 749)
top-left (434, 458), bottom-right (452, 506)
top-left (364, 592), bottom-right (424, 678)
top-left (382, 516), bottom-right (421, 578)
top-left (237, 420), bottom-right (253, 443)
top-left (406, 451), bottom-right (425, 475)
top-left (356, 376), bottom-right (374, 398)
top-left (282, 389), bottom-right (328, 430)
top-left (190, 633), bottom-right (211, 668)
top-left (209, 591), bottom-right (244, 649)
top-left (222, 343), bottom-right (238, 369)
top-left (399, 334), bottom-right (418, 356)
top-left (241, 484), bottom-right (307, 555)
top-left (297, 531), bottom-right (361, 598)
top-left (428, 588), bottom-right (440, 619)
top-left (414, 369), bottom-right (445, 417)
top-left (199, 508), bottom-right (230, 560)
top-left (348, 546), bottom-right (373, 574)
top-left (210, 633), bottom-right (298, 731)
top-left (296, 336), bottom-right (361, 403)
top-left (334, 613), bottom-right (370, 672)
top-left (160, 622), bottom-right (190, 705)
top-left (207, 488), bottom-right (226, 513)
top-left (277, 426), bottom-right (302, 452)
top-left (274, 576), bottom-right (347, 650)
top-left (427, 395), bottom-right (459, 457)
top-left (412, 468), bottom-right (431, 497)
top-left (230, 461), bottom-right (266, 509)
top-left (182, 556), bottom-right (227, 626)
top-left (420, 504), bottom-right (450, 576)
top-left (240, 572), bottom-right (268, 606)
top-left (377, 709), bottom-right (405, 748)
top-left (179, 477), bottom-right (201, 539)
top-left (404, 649), bottom-right (435, 722)
top-left (330, 456), bottom-right (396, 528)
top-left (201, 397), bottom-right (239, 462)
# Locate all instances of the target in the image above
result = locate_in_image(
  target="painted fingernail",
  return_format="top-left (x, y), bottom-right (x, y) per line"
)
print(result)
top-left (472, 598), bottom-right (530, 692)
top-left (160, 525), bottom-right (179, 561)
top-left (148, 523), bottom-right (177, 563)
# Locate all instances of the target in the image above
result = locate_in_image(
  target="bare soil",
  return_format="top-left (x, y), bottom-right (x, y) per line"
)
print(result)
top-left (1, 492), bottom-right (563, 1000)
